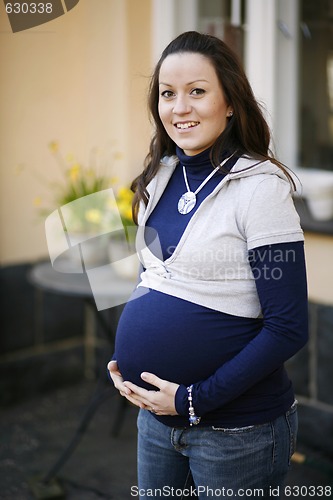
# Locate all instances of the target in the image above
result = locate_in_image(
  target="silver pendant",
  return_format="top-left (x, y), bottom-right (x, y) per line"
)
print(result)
top-left (178, 191), bottom-right (196, 215)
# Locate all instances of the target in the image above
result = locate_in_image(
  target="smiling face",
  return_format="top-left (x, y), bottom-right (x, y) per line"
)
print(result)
top-left (158, 52), bottom-right (232, 156)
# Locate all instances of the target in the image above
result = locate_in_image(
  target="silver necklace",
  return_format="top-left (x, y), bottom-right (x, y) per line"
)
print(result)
top-left (178, 155), bottom-right (232, 215)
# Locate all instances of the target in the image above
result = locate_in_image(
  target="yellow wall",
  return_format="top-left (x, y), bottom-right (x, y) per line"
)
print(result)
top-left (304, 233), bottom-right (333, 306)
top-left (0, 0), bottom-right (152, 265)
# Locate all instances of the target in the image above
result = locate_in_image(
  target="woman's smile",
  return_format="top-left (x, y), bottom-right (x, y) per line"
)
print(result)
top-left (174, 121), bottom-right (200, 130)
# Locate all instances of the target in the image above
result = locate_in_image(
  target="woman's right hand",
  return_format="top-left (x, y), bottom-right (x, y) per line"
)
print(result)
top-left (107, 360), bottom-right (132, 397)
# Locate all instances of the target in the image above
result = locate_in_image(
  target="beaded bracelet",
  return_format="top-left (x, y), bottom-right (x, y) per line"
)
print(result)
top-left (186, 385), bottom-right (201, 426)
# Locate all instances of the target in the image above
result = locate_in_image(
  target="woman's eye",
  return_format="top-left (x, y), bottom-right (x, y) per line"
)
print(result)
top-left (191, 88), bottom-right (205, 96)
top-left (161, 90), bottom-right (174, 98)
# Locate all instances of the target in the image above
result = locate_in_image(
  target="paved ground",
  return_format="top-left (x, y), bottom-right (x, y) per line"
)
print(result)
top-left (1, 380), bottom-right (333, 500)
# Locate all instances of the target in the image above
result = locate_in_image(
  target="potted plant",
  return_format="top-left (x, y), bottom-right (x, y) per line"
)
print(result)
top-left (34, 142), bottom-right (136, 270)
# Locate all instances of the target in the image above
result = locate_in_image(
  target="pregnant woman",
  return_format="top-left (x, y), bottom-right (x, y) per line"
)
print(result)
top-left (108, 31), bottom-right (308, 499)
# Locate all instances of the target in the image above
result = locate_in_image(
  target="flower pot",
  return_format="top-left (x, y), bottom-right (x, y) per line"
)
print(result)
top-left (66, 232), bottom-right (110, 270)
top-left (294, 168), bottom-right (333, 221)
top-left (108, 237), bottom-right (139, 280)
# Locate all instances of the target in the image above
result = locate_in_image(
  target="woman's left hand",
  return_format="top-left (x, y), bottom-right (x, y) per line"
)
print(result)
top-left (123, 372), bottom-right (179, 416)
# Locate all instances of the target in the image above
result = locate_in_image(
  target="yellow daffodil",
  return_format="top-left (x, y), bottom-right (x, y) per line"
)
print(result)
top-left (65, 153), bottom-right (75, 163)
top-left (30, 142), bottom-right (132, 232)
top-left (85, 209), bottom-right (102, 224)
top-left (68, 164), bottom-right (81, 182)
top-left (123, 207), bottom-right (133, 221)
top-left (86, 168), bottom-right (95, 178)
top-left (106, 198), bottom-right (118, 210)
top-left (118, 187), bottom-right (133, 203)
top-left (48, 141), bottom-right (59, 153)
top-left (117, 199), bottom-right (133, 221)
top-left (33, 196), bottom-right (42, 207)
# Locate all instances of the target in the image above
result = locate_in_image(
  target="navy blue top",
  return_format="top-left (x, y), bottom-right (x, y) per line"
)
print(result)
top-left (113, 147), bottom-right (308, 427)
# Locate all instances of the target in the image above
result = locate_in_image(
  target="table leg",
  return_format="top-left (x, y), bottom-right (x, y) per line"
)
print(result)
top-left (84, 303), bottom-right (96, 379)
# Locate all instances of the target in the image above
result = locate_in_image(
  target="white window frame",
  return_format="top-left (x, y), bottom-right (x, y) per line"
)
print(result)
top-left (151, 0), bottom-right (198, 63)
top-left (245, 0), bottom-right (299, 167)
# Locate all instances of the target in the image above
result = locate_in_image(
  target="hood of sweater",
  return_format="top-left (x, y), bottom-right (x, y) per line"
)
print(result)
top-left (138, 152), bottom-right (294, 227)
top-left (160, 152), bottom-right (290, 184)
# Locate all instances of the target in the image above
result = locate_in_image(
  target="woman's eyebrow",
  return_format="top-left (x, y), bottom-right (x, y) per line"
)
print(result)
top-left (159, 79), bottom-right (209, 86)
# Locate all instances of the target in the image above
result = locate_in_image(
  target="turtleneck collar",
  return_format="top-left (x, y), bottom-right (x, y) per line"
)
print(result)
top-left (176, 146), bottom-right (213, 171)
top-left (175, 145), bottom-right (234, 174)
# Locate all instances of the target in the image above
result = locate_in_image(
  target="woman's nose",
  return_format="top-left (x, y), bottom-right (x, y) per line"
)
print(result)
top-left (172, 96), bottom-right (191, 115)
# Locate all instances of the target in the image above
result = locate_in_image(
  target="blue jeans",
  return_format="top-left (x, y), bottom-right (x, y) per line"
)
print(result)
top-left (136, 402), bottom-right (298, 499)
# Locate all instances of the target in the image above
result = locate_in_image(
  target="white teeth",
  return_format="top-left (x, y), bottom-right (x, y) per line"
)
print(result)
top-left (176, 122), bottom-right (199, 129)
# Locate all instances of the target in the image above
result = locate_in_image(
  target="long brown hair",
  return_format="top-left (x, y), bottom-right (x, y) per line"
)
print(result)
top-left (131, 31), bottom-right (293, 223)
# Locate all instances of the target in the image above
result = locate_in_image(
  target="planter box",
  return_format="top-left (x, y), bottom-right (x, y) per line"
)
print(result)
top-left (294, 168), bottom-right (333, 221)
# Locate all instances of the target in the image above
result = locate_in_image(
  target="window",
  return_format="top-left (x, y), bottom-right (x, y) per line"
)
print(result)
top-left (197, 0), bottom-right (245, 63)
top-left (299, 0), bottom-right (333, 170)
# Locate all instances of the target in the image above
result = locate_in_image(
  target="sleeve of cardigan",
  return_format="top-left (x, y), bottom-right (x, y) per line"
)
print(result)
top-left (244, 175), bottom-right (304, 250)
top-left (175, 240), bottom-right (309, 417)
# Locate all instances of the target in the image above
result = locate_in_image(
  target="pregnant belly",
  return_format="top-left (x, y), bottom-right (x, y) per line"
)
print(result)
top-left (115, 288), bottom-right (261, 390)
